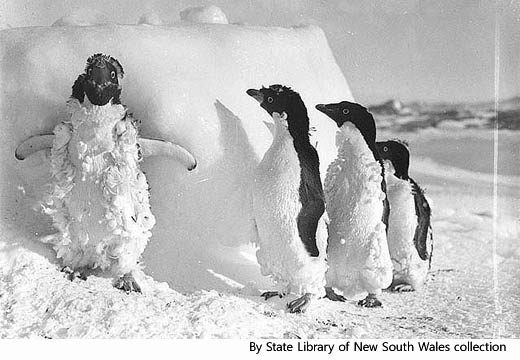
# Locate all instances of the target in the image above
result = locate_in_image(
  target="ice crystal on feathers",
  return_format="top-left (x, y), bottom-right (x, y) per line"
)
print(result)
top-left (40, 99), bottom-right (155, 276)
top-left (325, 124), bottom-right (392, 299)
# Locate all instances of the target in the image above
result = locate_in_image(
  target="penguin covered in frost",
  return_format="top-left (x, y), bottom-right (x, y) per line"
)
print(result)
top-left (15, 53), bottom-right (197, 292)
top-left (246, 85), bottom-right (328, 313)
top-left (316, 101), bottom-right (392, 307)
top-left (376, 140), bottom-right (433, 291)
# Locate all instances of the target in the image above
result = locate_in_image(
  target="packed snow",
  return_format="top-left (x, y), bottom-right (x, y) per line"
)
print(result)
top-left (1, 20), bottom-right (519, 338)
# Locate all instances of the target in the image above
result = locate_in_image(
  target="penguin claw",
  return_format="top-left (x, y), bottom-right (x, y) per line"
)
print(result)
top-left (61, 266), bottom-right (88, 281)
top-left (391, 284), bottom-right (415, 292)
top-left (287, 293), bottom-right (312, 313)
top-left (261, 291), bottom-right (283, 300)
top-left (357, 294), bottom-right (382, 308)
top-left (114, 273), bottom-right (142, 293)
top-left (324, 287), bottom-right (346, 302)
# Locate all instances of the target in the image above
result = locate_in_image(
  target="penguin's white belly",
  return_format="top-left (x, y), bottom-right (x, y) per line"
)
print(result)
top-left (41, 100), bottom-right (155, 275)
top-left (253, 138), bottom-right (326, 296)
top-left (386, 177), bottom-right (428, 289)
top-left (325, 129), bottom-right (392, 298)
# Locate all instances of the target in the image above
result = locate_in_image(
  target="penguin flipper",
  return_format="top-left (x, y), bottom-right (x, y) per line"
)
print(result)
top-left (15, 134), bottom-right (54, 160)
top-left (296, 197), bottom-right (324, 257)
top-left (380, 172), bottom-right (390, 233)
top-left (138, 138), bottom-right (197, 171)
top-left (297, 144), bottom-right (325, 257)
top-left (410, 178), bottom-right (433, 261)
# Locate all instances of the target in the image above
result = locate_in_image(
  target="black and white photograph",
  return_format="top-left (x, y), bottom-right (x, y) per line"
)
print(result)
top-left (0, 0), bottom-right (518, 346)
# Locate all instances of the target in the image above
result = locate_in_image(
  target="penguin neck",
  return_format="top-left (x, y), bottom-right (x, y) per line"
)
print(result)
top-left (384, 160), bottom-right (405, 186)
top-left (337, 123), bottom-right (376, 161)
top-left (344, 120), bottom-right (385, 181)
top-left (68, 97), bottom-right (125, 128)
top-left (355, 126), bottom-right (379, 163)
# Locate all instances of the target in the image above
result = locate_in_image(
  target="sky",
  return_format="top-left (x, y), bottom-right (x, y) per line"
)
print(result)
top-left (1, 0), bottom-right (518, 104)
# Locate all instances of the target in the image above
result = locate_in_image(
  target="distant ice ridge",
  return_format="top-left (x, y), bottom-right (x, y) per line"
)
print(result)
top-left (0, 23), bottom-right (352, 292)
top-left (412, 156), bottom-right (520, 188)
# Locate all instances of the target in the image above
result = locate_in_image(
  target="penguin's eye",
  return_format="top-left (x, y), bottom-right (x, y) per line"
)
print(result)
top-left (267, 97), bottom-right (274, 103)
top-left (110, 71), bottom-right (116, 79)
top-left (383, 146), bottom-right (388, 152)
top-left (342, 108), bottom-right (350, 115)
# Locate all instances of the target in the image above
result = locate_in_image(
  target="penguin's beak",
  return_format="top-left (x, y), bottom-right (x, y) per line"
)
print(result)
top-left (315, 103), bottom-right (332, 114)
top-left (315, 104), bottom-right (344, 127)
top-left (246, 88), bottom-right (264, 104)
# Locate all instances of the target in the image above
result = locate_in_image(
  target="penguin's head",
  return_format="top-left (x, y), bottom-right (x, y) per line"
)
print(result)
top-left (82, 53), bottom-right (124, 106)
top-left (376, 140), bottom-right (410, 180)
top-left (247, 85), bottom-right (309, 138)
top-left (315, 101), bottom-right (376, 142)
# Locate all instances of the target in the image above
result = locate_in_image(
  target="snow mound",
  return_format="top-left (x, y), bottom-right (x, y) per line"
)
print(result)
top-left (180, 5), bottom-right (229, 25)
top-left (0, 23), bottom-right (352, 293)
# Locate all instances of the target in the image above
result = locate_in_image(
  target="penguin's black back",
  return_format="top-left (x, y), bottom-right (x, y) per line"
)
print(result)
top-left (279, 88), bottom-right (324, 258)
top-left (294, 138), bottom-right (325, 257)
top-left (410, 177), bottom-right (433, 263)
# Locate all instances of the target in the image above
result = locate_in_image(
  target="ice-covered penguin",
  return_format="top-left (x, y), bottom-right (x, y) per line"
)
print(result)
top-left (15, 53), bottom-right (197, 292)
top-left (315, 101), bottom-right (392, 307)
top-left (376, 140), bottom-right (433, 291)
top-left (246, 85), bottom-right (328, 313)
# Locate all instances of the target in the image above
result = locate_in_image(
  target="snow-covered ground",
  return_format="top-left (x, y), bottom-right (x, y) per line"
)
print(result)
top-left (1, 126), bottom-right (518, 339)
top-left (1, 20), bottom-right (519, 339)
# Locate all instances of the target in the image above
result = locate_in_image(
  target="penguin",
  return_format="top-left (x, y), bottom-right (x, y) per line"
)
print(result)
top-left (246, 85), bottom-right (328, 313)
top-left (315, 101), bottom-right (392, 307)
top-left (375, 139), bottom-right (433, 291)
top-left (16, 53), bottom-right (197, 292)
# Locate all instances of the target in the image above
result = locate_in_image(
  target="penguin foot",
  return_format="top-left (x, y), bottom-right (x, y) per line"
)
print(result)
top-left (61, 266), bottom-right (88, 281)
top-left (287, 293), bottom-right (313, 313)
top-left (324, 287), bottom-right (346, 302)
top-left (114, 273), bottom-right (142, 293)
top-left (357, 293), bottom-right (382, 308)
top-left (261, 291), bottom-right (283, 300)
top-left (390, 283), bottom-right (415, 292)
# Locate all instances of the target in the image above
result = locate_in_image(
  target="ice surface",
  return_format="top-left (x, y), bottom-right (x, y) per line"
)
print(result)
top-left (0, 23), bottom-right (351, 293)
top-left (2, 127), bottom-right (519, 338)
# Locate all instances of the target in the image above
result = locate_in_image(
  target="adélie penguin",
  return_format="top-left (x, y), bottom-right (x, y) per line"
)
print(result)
top-left (376, 139), bottom-right (433, 291)
top-left (15, 53), bottom-right (197, 292)
top-left (247, 85), bottom-right (328, 313)
top-left (316, 101), bottom-right (392, 307)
